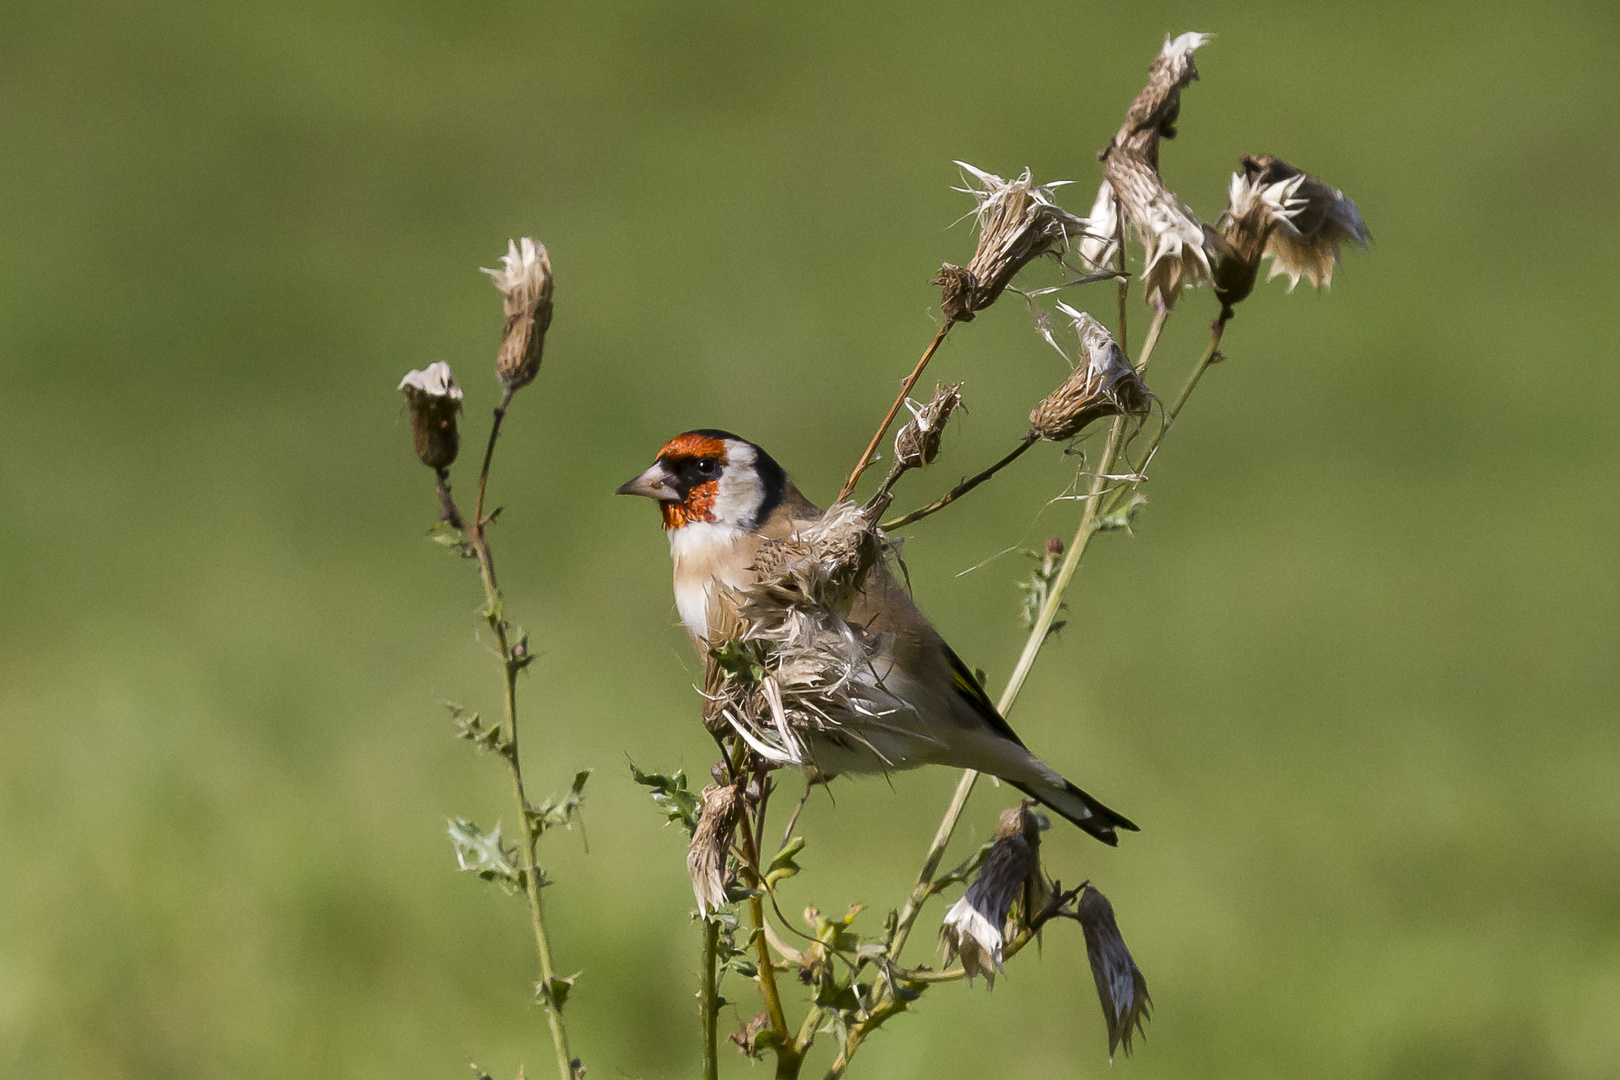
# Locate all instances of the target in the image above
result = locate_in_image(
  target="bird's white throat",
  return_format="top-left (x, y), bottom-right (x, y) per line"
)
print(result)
top-left (668, 521), bottom-right (752, 641)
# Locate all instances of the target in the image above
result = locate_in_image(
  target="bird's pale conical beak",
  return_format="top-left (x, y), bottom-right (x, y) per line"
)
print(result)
top-left (615, 462), bottom-right (681, 502)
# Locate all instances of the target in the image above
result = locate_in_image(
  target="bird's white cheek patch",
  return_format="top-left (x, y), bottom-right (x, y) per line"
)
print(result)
top-left (712, 440), bottom-right (764, 527)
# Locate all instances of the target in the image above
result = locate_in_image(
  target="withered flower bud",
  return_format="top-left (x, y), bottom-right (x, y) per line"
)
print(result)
top-left (893, 382), bottom-right (963, 469)
top-left (1077, 885), bottom-right (1151, 1060)
top-left (1030, 306), bottom-right (1150, 442)
top-left (1116, 32), bottom-right (1212, 165)
top-left (397, 361), bottom-right (464, 471)
top-left (687, 783), bottom-right (742, 917)
top-left (940, 803), bottom-right (1048, 987)
top-left (936, 162), bottom-right (1091, 322)
top-left (1239, 154), bottom-right (1370, 291)
top-left (1105, 149), bottom-right (1214, 311)
top-left (482, 237), bottom-right (555, 392)
top-left (1044, 536), bottom-right (1064, 559)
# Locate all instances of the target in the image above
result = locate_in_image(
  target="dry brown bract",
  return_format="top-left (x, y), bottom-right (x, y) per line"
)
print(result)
top-left (1030, 306), bottom-right (1150, 442)
top-left (483, 237), bottom-right (555, 391)
top-left (1105, 149), bottom-right (1214, 311)
top-left (398, 361), bottom-right (464, 470)
top-left (1116, 31), bottom-right (1211, 165)
top-left (936, 162), bottom-right (1092, 323)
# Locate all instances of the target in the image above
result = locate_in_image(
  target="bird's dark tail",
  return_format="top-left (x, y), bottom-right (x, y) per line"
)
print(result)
top-left (1008, 777), bottom-right (1139, 846)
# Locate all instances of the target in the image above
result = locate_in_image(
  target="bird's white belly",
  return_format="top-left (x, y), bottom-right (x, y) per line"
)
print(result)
top-left (669, 521), bottom-right (753, 641)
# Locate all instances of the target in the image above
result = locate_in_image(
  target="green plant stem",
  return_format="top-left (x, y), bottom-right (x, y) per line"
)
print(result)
top-left (463, 402), bottom-right (575, 1080)
top-left (734, 809), bottom-right (800, 1079)
top-left (839, 320), bottom-right (955, 501)
top-left (701, 918), bottom-right (720, 1080)
top-left (886, 306), bottom-right (1169, 964)
top-left (880, 433), bottom-right (1039, 530)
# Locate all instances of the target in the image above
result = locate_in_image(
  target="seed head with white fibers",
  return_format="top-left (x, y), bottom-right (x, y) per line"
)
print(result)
top-left (482, 237), bottom-right (555, 391)
top-left (397, 361), bottom-right (464, 470)
top-left (1029, 306), bottom-right (1150, 442)
top-left (893, 382), bottom-right (963, 469)
top-left (940, 804), bottom-right (1049, 987)
top-left (1116, 31), bottom-right (1212, 165)
top-left (1105, 148), bottom-right (1214, 311)
top-left (935, 162), bottom-right (1093, 323)
top-left (1238, 154), bottom-right (1370, 291)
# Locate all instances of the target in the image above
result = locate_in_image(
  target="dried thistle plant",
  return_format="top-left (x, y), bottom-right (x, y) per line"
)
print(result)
top-left (1077, 885), bottom-right (1152, 1060)
top-left (398, 362), bottom-right (464, 471)
top-left (894, 382), bottom-right (963, 469)
top-left (936, 162), bottom-right (1092, 322)
top-left (1116, 31), bottom-right (1212, 164)
top-left (1105, 149), bottom-right (1214, 311)
top-left (940, 803), bottom-right (1050, 986)
top-left (689, 783), bottom-right (743, 917)
top-left (483, 237), bottom-right (555, 393)
top-left (1239, 154), bottom-right (1371, 290)
top-left (1029, 305), bottom-right (1151, 442)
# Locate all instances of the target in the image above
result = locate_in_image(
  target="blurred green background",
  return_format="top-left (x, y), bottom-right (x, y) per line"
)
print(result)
top-left (3, 1), bottom-right (1616, 1078)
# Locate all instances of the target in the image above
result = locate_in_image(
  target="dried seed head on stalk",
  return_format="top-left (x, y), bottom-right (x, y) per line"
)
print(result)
top-left (1105, 148), bottom-right (1214, 311)
top-left (1116, 32), bottom-right (1212, 165)
top-left (893, 382), bottom-right (963, 469)
top-left (687, 783), bottom-right (743, 917)
top-left (936, 162), bottom-right (1092, 323)
top-left (1029, 305), bottom-right (1150, 442)
top-left (941, 803), bottom-right (1048, 987)
top-left (482, 237), bottom-right (555, 391)
top-left (706, 503), bottom-right (902, 768)
top-left (1211, 165), bottom-right (1308, 307)
top-left (1239, 154), bottom-right (1371, 291)
top-left (1077, 885), bottom-right (1152, 1060)
top-left (397, 361), bottom-right (464, 470)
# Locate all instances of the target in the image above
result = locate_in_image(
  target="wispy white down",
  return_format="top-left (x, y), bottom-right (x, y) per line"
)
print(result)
top-left (397, 361), bottom-right (463, 401)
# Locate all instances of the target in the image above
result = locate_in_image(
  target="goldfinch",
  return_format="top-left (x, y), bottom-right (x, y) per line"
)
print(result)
top-left (617, 429), bottom-right (1137, 845)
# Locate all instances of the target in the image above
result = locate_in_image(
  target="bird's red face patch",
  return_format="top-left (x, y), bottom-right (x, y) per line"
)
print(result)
top-left (661, 480), bottom-right (718, 529)
top-left (656, 433), bottom-right (729, 530)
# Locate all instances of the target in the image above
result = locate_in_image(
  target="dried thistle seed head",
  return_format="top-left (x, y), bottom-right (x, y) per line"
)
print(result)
top-left (1105, 149), bottom-right (1214, 310)
top-left (893, 382), bottom-right (963, 469)
top-left (937, 162), bottom-right (1090, 322)
top-left (941, 802), bottom-right (1048, 987)
top-left (482, 237), bottom-right (555, 391)
top-left (1029, 306), bottom-right (1150, 441)
top-left (1077, 885), bottom-right (1152, 1060)
top-left (1236, 154), bottom-right (1371, 291)
top-left (397, 361), bottom-right (464, 470)
top-left (1211, 166), bottom-right (1309, 307)
top-left (687, 783), bottom-right (743, 917)
top-left (1117, 31), bottom-right (1212, 164)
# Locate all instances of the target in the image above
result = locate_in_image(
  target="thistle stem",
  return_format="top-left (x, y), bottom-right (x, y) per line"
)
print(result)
top-left (839, 321), bottom-right (954, 501)
top-left (880, 434), bottom-right (1039, 530)
top-left (886, 307), bottom-right (1170, 963)
top-left (448, 394), bottom-right (575, 1080)
top-left (701, 918), bottom-right (720, 1080)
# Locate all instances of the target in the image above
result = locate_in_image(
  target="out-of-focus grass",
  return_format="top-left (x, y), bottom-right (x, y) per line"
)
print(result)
top-left (2, 2), bottom-right (1616, 1078)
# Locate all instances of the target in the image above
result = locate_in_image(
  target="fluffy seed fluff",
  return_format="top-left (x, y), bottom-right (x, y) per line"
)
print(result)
top-left (1077, 885), bottom-right (1151, 1060)
top-left (935, 162), bottom-right (1092, 322)
top-left (482, 237), bottom-right (555, 391)
top-left (398, 361), bottom-right (464, 470)
top-left (1211, 165), bottom-right (1308, 307)
top-left (1029, 305), bottom-right (1150, 442)
top-left (704, 502), bottom-right (896, 768)
top-left (894, 382), bottom-right (963, 469)
top-left (687, 783), bottom-right (743, 917)
top-left (1237, 154), bottom-right (1370, 290)
top-left (940, 804), bottom-right (1049, 988)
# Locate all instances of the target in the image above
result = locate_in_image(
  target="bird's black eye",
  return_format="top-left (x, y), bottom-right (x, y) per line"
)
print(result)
top-left (695, 458), bottom-right (720, 477)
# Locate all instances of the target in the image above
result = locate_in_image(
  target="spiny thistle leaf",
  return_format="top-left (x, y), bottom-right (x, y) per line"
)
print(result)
top-left (629, 763), bottom-right (701, 835)
top-left (447, 818), bottom-right (525, 894)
